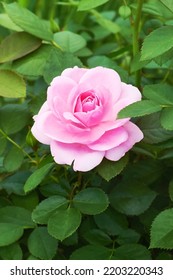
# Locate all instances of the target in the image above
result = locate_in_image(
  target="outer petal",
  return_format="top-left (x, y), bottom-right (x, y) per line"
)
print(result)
top-left (42, 112), bottom-right (128, 144)
top-left (47, 76), bottom-right (77, 118)
top-left (79, 66), bottom-right (122, 103)
top-left (31, 102), bottom-right (51, 144)
top-left (105, 122), bottom-right (143, 161)
top-left (88, 127), bottom-right (128, 151)
top-left (50, 141), bottom-right (105, 172)
top-left (114, 83), bottom-right (142, 117)
top-left (61, 66), bottom-right (88, 83)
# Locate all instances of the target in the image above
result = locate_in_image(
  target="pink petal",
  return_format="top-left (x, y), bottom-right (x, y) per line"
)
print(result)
top-left (88, 127), bottom-right (128, 151)
top-left (42, 111), bottom-right (127, 144)
top-left (31, 107), bottom-right (51, 145)
top-left (47, 76), bottom-right (77, 117)
top-left (79, 67), bottom-right (122, 103)
top-left (74, 106), bottom-right (103, 127)
top-left (50, 141), bottom-right (105, 172)
top-left (105, 122), bottom-right (143, 161)
top-left (114, 83), bottom-right (142, 117)
top-left (61, 66), bottom-right (88, 83)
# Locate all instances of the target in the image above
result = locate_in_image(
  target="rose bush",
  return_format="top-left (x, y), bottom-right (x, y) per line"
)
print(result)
top-left (31, 66), bottom-right (143, 171)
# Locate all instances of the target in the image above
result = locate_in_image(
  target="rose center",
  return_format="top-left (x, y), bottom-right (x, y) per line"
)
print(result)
top-left (75, 91), bottom-right (100, 113)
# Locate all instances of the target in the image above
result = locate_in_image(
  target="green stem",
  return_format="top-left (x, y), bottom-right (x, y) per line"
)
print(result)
top-left (132, 0), bottom-right (143, 88)
top-left (0, 128), bottom-right (34, 163)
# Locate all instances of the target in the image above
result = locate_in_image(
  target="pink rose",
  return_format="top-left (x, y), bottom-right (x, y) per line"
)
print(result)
top-left (31, 66), bottom-right (143, 172)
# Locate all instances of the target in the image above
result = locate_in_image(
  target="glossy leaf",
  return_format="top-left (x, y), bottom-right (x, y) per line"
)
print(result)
top-left (3, 146), bottom-right (24, 172)
top-left (28, 227), bottom-right (58, 260)
top-left (0, 13), bottom-right (22, 31)
top-left (109, 182), bottom-right (157, 215)
top-left (97, 155), bottom-right (128, 181)
top-left (54, 31), bottom-right (86, 53)
top-left (3, 2), bottom-right (53, 41)
top-left (24, 163), bottom-right (55, 193)
top-left (0, 223), bottom-right (23, 246)
top-left (0, 70), bottom-right (26, 98)
top-left (78, 0), bottom-right (109, 11)
top-left (0, 243), bottom-right (22, 260)
top-left (73, 188), bottom-right (109, 215)
top-left (150, 208), bottom-right (173, 249)
top-left (0, 103), bottom-right (29, 134)
top-left (32, 195), bottom-right (68, 224)
top-left (141, 26), bottom-right (173, 60)
top-left (48, 208), bottom-right (81, 241)
top-left (160, 108), bottom-right (173, 130)
top-left (159, 0), bottom-right (173, 13)
top-left (143, 84), bottom-right (173, 105)
top-left (0, 206), bottom-right (35, 228)
top-left (70, 245), bottom-right (111, 260)
top-left (113, 244), bottom-right (151, 260)
top-left (118, 100), bottom-right (162, 118)
top-left (0, 32), bottom-right (41, 63)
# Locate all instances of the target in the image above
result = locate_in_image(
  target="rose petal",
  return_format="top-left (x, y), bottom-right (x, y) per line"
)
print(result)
top-left (105, 122), bottom-right (143, 161)
top-left (61, 66), bottom-right (88, 83)
top-left (47, 76), bottom-right (77, 117)
top-left (79, 66), bottom-right (122, 103)
top-left (88, 127), bottom-right (128, 151)
top-left (31, 107), bottom-right (51, 145)
top-left (50, 141), bottom-right (105, 172)
top-left (114, 83), bottom-right (142, 117)
top-left (42, 111), bottom-right (127, 144)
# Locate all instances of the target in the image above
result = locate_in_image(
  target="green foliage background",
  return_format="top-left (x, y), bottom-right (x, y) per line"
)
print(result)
top-left (0, 0), bottom-right (173, 260)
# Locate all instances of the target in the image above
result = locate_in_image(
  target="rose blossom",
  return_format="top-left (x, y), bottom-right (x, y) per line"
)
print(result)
top-left (31, 66), bottom-right (143, 172)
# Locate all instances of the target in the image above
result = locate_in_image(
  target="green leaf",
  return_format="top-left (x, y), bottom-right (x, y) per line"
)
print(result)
top-left (141, 26), bottom-right (173, 61)
top-left (0, 103), bottom-right (29, 134)
top-left (48, 208), bottom-right (81, 241)
top-left (94, 208), bottom-right (128, 235)
top-left (116, 229), bottom-right (140, 245)
top-left (159, 0), bottom-right (173, 13)
top-left (78, 0), bottom-right (109, 11)
top-left (73, 188), bottom-right (109, 215)
top-left (0, 243), bottom-right (22, 260)
top-left (43, 48), bottom-right (82, 84)
top-left (91, 10), bottom-right (120, 34)
top-left (0, 171), bottom-right (30, 195)
top-left (137, 112), bottom-right (173, 144)
top-left (118, 100), bottom-right (162, 118)
top-left (32, 195), bottom-right (68, 224)
top-left (143, 84), bottom-right (173, 106)
top-left (150, 208), bottom-right (173, 249)
top-left (11, 191), bottom-right (39, 211)
top-left (0, 32), bottom-right (41, 63)
top-left (3, 146), bottom-right (24, 172)
top-left (169, 180), bottom-right (173, 202)
top-left (0, 13), bottom-right (22, 31)
top-left (28, 227), bottom-right (58, 260)
top-left (0, 206), bottom-right (35, 228)
top-left (54, 31), bottom-right (86, 53)
top-left (0, 223), bottom-right (23, 246)
top-left (160, 108), bottom-right (173, 130)
top-left (70, 245), bottom-right (111, 260)
top-left (24, 163), bottom-right (55, 193)
top-left (109, 182), bottom-right (157, 215)
top-left (3, 2), bottom-right (53, 41)
top-left (13, 44), bottom-right (52, 77)
top-left (83, 229), bottom-right (112, 246)
top-left (113, 244), bottom-right (151, 260)
top-left (0, 70), bottom-right (26, 98)
top-left (97, 155), bottom-right (128, 181)
top-left (0, 135), bottom-right (6, 156)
